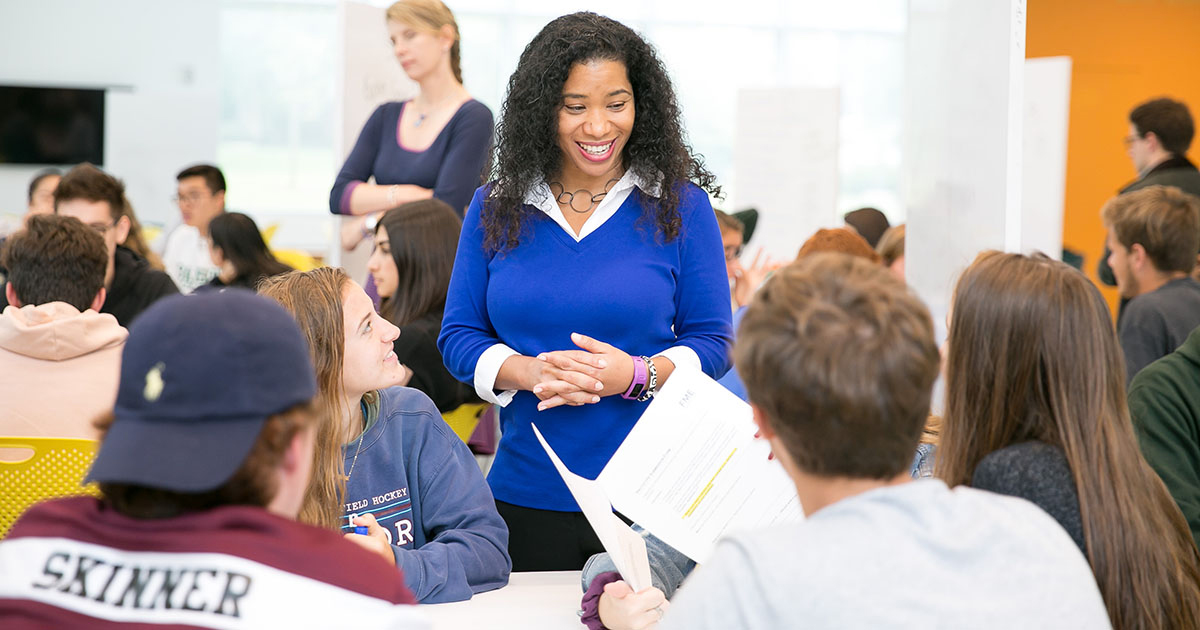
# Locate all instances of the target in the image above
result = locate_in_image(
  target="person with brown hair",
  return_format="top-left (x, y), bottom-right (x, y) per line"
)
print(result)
top-left (0, 290), bottom-right (427, 628)
top-left (46, 163), bottom-right (178, 326)
top-left (842, 206), bottom-right (890, 248)
top-left (795, 227), bottom-right (880, 262)
top-left (1099, 97), bottom-right (1200, 287)
top-left (714, 209), bottom-right (745, 281)
top-left (366, 199), bottom-right (477, 412)
top-left (875, 223), bottom-right (905, 281)
top-left (202, 212), bottom-right (292, 291)
top-left (259, 267), bottom-right (509, 603)
top-left (662, 253), bottom-right (1109, 629)
top-left (23, 168), bottom-right (60, 223)
top-left (939, 251), bottom-right (1200, 629)
top-left (332, 0), bottom-right (493, 253)
top-left (717, 209), bottom-right (780, 311)
top-left (0, 214), bottom-right (126, 442)
top-left (1101, 185), bottom-right (1200, 383)
top-left (718, 227), bottom-right (877, 402)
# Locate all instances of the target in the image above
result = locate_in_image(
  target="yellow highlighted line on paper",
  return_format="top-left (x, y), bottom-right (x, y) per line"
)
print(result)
top-left (683, 448), bottom-right (737, 518)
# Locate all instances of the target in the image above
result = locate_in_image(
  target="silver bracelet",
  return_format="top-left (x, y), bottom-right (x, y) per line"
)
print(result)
top-left (386, 184), bottom-right (400, 207)
top-left (637, 356), bottom-right (658, 402)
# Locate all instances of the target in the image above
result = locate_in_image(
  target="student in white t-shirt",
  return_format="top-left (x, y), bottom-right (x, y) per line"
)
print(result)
top-left (160, 163), bottom-right (225, 293)
top-left (662, 253), bottom-right (1111, 630)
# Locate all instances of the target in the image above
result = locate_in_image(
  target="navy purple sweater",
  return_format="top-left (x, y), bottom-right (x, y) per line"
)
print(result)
top-left (341, 386), bottom-right (510, 603)
top-left (329, 100), bottom-right (493, 217)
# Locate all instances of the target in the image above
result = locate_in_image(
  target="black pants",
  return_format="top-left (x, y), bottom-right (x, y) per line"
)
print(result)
top-left (496, 500), bottom-right (621, 571)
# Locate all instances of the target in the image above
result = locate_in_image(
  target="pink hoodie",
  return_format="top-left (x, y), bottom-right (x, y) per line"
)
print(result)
top-left (0, 303), bottom-right (127, 440)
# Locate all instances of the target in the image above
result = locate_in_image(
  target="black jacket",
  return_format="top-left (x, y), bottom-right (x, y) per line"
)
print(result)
top-left (391, 310), bottom-right (480, 413)
top-left (102, 246), bottom-right (179, 327)
top-left (1098, 155), bottom-right (1200, 286)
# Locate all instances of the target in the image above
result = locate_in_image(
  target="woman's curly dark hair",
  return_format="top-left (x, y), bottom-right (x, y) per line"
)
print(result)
top-left (483, 12), bottom-right (720, 252)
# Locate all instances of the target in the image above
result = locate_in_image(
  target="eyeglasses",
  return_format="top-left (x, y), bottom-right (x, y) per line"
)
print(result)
top-left (86, 218), bottom-right (119, 235)
top-left (1123, 134), bottom-right (1142, 148)
top-left (172, 192), bottom-right (210, 205)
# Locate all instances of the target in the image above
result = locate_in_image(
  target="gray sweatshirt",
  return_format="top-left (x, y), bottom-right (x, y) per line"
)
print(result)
top-left (663, 479), bottom-right (1110, 629)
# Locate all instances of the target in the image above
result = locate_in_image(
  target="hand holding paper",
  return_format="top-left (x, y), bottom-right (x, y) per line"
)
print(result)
top-left (598, 366), bottom-right (804, 564)
top-left (535, 366), bottom-right (803, 571)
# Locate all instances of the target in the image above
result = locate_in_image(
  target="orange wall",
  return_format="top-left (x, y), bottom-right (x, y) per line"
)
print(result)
top-left (1027, 0), bottom-right (1200, 310)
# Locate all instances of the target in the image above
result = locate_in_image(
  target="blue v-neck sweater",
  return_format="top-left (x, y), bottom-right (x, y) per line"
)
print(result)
top-left (440, 183), bottom-right (733, 511)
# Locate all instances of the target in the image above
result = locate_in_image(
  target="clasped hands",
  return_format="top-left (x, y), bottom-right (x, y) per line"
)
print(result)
top-left (529, 332), bottom-right (636, 411)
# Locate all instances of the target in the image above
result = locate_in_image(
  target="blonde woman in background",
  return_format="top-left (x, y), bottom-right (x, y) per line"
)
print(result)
top-left (332, 0), bottom-right (493, 253)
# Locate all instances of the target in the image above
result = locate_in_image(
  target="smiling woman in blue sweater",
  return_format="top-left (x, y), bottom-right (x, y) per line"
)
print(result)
top-left (439, 12), bottom-right (732, 572)
top-left (260, 267), bottom-right (510, 603)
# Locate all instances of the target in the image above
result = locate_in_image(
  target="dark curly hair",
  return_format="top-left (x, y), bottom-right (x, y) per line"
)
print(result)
top-left (484, 12), bottom-right (720, 252)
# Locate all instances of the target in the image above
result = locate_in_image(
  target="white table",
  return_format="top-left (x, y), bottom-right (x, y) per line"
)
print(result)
top-left (425, 571), bottom-right (583, 629)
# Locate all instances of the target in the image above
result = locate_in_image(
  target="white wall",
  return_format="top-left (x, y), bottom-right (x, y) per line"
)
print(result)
top-left (734, 87), bottom-right (840, 261)
top-left (332, 0), bottom-right (417, 272)
top-left (0, 0), bottom-right (219, 228)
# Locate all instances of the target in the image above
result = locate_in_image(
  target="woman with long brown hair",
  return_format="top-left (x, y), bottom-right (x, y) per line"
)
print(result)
top-left (366, 198), bottom-right (477, 412)
top-left (258, 267), bottom-right (509, 603)
top-left (202, 212), bottom-right (292, 291)
top-left (939, 251), bottom-right (1200, 629)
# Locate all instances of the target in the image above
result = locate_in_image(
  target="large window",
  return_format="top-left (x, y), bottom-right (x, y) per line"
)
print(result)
top-left (219, 0), bottom-right (906, 239)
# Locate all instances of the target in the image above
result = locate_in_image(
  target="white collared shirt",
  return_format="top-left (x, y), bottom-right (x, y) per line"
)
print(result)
top-left (526, 169), bottom-right (642, 241)
top-left (471, 171), bottom-right (700, 406)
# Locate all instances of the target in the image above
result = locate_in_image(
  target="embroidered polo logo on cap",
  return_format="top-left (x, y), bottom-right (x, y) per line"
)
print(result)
top-left (144, 362), bottom-right (166, 402)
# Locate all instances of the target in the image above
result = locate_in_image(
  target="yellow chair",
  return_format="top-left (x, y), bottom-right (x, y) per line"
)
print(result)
top-left (0, 437), bottom-right (100, 539)
top-left (262, 223), bottom-right (323, 272)
top-left (442, 403), bottom-right (490, 444)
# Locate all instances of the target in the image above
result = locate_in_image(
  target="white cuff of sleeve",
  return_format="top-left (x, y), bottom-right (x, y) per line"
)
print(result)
top-left (474, 343), bottom-right (519, 407)
top-left (655, 345), bottom-right (701, 373)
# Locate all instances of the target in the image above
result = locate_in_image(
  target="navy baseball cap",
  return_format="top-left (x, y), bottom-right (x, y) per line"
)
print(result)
top-left (86, 289), bottom-right (318, 492)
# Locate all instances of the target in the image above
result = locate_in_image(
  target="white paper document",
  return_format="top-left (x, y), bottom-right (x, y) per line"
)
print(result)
top-left (535, 366), bottom-right (803, 568)
top-left (532, 424), bottom-right (651, 591)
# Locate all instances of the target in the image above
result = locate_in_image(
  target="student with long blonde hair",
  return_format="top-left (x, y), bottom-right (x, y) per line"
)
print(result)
top-left (259, 267), bottom-right (509, 603)
top-left (939, 251), bottom-right (1200, 629)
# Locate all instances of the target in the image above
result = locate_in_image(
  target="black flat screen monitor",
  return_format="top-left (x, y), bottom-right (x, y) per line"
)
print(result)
top-left (0, 85), bottom-right (105, 166)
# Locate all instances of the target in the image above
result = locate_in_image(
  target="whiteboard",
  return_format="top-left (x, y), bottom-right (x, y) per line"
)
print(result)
top-left (1021, 56), bottom-right (1071, 261)
top-left (733, 88), bottom-right (840, 262)
top-left (332, 0), bottom-right (419, 271)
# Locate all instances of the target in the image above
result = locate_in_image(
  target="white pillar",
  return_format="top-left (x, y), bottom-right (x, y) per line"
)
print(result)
top-left (903, 0), bottom-right (1027, 342)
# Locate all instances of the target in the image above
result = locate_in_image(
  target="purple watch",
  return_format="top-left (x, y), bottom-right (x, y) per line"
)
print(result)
top-left (621, 356), bottom-right (648, 400)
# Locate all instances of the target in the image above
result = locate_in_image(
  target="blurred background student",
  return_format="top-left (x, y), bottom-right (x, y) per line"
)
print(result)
top-left (24, 168), bottom-right (61, 225)
top-left (201, 211), bottom-right (292, 291)
top-left (842, 206), bottom-right (890, 248)
top-left (332, 0), bottom-right (493, 254)
top-left (876, 223), bottom-right (905, 281)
